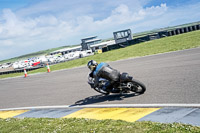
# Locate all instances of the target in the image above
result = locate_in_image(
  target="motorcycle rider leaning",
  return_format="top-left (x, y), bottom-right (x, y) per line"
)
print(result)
top-left (87, 60), bottom-right (120, 93)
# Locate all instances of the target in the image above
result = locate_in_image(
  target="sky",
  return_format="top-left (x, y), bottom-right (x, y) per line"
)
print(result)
top-left (0, 0), bottom-right (200, 61)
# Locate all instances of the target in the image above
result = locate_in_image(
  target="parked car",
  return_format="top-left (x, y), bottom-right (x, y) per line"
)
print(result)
top-left (79, 50), bottom-right (94, 58)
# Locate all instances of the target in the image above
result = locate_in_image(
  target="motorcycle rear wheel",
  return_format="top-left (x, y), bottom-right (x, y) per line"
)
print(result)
top-left (130, 79), bottom-right (146, 94)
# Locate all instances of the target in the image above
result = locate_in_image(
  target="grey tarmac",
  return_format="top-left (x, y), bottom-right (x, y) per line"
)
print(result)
top-left (0, 48), bottom-right (200, 109)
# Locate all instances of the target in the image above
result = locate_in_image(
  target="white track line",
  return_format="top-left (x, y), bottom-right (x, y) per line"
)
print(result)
top-left (1, 104), bottom-right (200, 111)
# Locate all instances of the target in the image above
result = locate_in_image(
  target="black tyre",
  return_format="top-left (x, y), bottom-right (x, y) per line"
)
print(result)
top-left (130, 79), bottom-right (146, 94)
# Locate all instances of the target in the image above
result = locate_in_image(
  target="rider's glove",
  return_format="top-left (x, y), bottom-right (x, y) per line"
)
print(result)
top-left (89, 72), bottom-right (93, 78)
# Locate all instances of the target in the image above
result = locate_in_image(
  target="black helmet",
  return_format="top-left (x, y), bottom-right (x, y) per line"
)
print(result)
top-left (87, 60), bottom-right (98, 71)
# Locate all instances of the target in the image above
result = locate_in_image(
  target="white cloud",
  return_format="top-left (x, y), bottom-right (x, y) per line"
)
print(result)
top-left (144, 3), bottom-right (168, 16)
top-left (0, 1), bottom-right (163, 45)
top-left (0, 40), bottom-right (14, 46)
top-left (0, 0), bottom-right (200, 60)
top-left (0, 48), bottom-right (14, 60)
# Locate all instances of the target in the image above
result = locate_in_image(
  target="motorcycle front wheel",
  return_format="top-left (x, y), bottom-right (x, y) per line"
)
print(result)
top-left (130, 79), bottom-right (146, 94)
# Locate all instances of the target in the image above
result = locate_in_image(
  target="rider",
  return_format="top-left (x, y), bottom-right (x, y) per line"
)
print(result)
top-left (87, 60), bottom-right (120, 93)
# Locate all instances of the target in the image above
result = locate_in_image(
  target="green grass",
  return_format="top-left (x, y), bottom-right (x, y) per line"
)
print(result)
top-left (1, 30), bottom-right (200, 79)
top-left (0, 118), bottom-right (200, 133)
top-left (1, 30), bottom-right (200, 132)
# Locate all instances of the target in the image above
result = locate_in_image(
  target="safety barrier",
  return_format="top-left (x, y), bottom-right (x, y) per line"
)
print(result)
top-left (0, 66), bottom-right (44, 75)
top-left (103, 23), bottom-right (200, 52)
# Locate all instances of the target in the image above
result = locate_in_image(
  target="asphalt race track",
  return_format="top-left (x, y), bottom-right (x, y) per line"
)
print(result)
top-left (0, 48), bottom-right (200, 109)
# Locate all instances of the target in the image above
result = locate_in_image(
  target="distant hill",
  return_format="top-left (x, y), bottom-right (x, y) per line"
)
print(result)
top-left (1, 21), bottom-right (199, 64)
top-left (0, 45), bottom-right (78, 64)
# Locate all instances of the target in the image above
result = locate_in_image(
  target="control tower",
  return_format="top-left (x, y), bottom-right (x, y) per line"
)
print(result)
top-left (81, 36), bottom-right (101, 50)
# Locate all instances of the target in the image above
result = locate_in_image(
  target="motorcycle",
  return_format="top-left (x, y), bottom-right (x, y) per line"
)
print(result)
top-left (88, 72), bottom-right (146, 95)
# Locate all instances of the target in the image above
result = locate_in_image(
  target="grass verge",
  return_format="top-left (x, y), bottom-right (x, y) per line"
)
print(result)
top-left (1, 30), bottom-right (200, 79)
top-left (0, 118), bottom-right (200, 133)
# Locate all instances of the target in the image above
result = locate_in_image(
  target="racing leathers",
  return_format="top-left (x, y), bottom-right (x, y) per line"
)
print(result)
top-left (90, 62), bottom-right (120, 92)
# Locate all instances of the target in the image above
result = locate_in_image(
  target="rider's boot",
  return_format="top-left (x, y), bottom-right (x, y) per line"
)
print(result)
top-left (102, 82), bottom-right (111, 95)
top-left (101, 86), bottom-right (109, 95)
